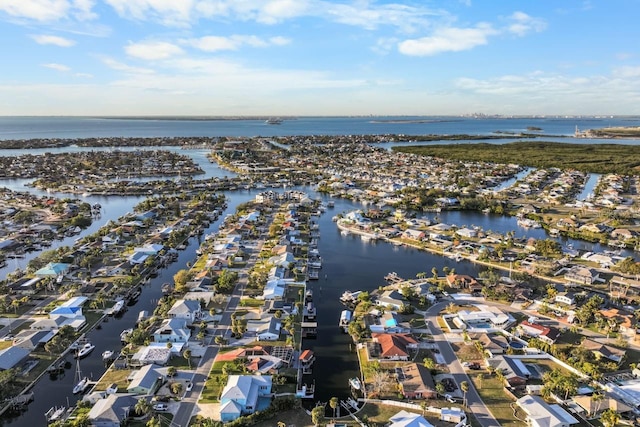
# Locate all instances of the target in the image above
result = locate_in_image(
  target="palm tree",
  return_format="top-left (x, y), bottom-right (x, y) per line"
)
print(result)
top-left (146, 416), bottom-right (162, 427)
top-left (167, 366), bottom-right (177, 377)
top-left (435, 382), bottom-right (445, 397)
top-left (135, 397), bottom-right (152, 417)
top-left (591, 391), bottom-right (604, 416)
top-left (329, 397), bottom-right (339, 418)
top-left (183, 349), bottom-right (192, 369)
top-left (460, 381), bottom-right (469, 408)
top-left (600, 408), bottom-right (620, 427)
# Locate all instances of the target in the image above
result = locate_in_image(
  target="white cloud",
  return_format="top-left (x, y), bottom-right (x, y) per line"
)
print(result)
top-left (398, 24), bottom-right (497, 56)
top-left (0, 0), bottom-right (96, 21)
top-left (42, 63), bottom-right (71, 71)
top-left (325, 2), bottom-right (442, 32)
top-left (31, 34), bottom-right (76, 47)
top-left (182, 35), bottom-right (290, 52)
top-left (125, 41), bottom-right (183, 60)
top-left (100, 57), bottom-right (156, 74)
top-left (371, 37), bottom-right (398, 55)
top-left (612, 66), bottom-right (640, 78)
top-left (74, 72), bottom-right (93, 78)
top-left (506, 11), bottom-right (547, 36)
top-left (104, 0), bottom-right (195, 26)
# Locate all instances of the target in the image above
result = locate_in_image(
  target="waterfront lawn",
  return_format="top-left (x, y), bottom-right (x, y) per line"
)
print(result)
top-left (252, 409), bottom-right (312, 427)
top-left (94, 368), bottom-right (132, 391)
top-left (201, 361), bottom-right (225, 403)
top-left (467, 372), bottom-right (520, 426)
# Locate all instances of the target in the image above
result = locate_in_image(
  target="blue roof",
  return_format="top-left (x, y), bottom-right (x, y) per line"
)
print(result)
top-left (35, 262), bottom-right (70, 277)
top-left (51, 306), bottom-right (82, 315)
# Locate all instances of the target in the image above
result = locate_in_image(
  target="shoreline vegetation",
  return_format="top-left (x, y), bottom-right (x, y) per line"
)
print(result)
top-left (393, 141), bottom-right (640, 175)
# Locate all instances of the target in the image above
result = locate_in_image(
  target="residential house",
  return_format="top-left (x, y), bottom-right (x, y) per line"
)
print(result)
top-left (402, 229), bottom-right (425, 241)
top-left (598, 308), bottom-right (635, 336)
top-left (519, 321), bottom-right (561, 344)
top-left (219, 375), bottom-right (273, 422)
top-left (397, 362), bottom-right (437, 399)
top-left (126, 364), bottom-right (166, 395)
top-left (370, 333), bottom-right (418, 361)
top-left (446, 274), bottom-right (482, 292)
top-left (167, 299), bottom-right (202, 324)
top-left (34, 262), bottom-right (71, 278)
top-left (516, 395), bottom-right (579, 427)
top-left (369, 311), bottom-right (410, 334)
top-left (131, 344), bottom-right (173, 366)
top-left (12, 330), bottom-right (53, 351)
top-left (581, 339), bottom-right (626, 364)
top-left (376, 290), bottom-right (406, 310)
top-left (87, 393), bottom-right (140, 427)
top-left (153, 318), bottom-right (191, 343)
top-left (573, 393), bottom-right (633, 417)
top-left (468, 332), bottom-right (509, 357)
top-left (489, 355), bottom-right (531, 387)
top-left (388, 410), bottom-right (434, 427)
top-left (555, 292), bottom-right (576, 306)
top-left (246, 316), bottom-right (281, 341)
top-left (565, 266), bottom-right (599, 285)
top-left (0, 346), bottom-right (30, 371)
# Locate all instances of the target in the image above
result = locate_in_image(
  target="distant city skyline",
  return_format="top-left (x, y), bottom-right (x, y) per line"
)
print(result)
top-left (1, 0), bottom-right (639, 116)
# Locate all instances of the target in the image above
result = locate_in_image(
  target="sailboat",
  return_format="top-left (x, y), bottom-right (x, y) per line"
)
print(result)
top-left (72, 358), bottom-right (89, 394)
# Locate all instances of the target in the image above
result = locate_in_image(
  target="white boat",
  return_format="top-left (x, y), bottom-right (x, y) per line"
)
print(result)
top-left (339, 310), bottom-right (352, 332)
top-left (73, 377), bottom-right (89, 394)
top-left (102, 350), bottom-right (114, 360)
top-left (46, 406), bottom-right (66, 421)
top-left (137, 310), bottom-right (149, 324)
top-left (265, 118), bottom-right (282, 125)
top-left (349, 377), bottom-right (362, 390)
top-left (517, 218), bottom-right (541, 228)
top-left (76, 343), bottom-right (95, 358)
top-left (108, 299), bottom-right (125, 315)
top-left (120, 328), bottom-right (133, 342)
top-left (327, 201), bottom-right (335, 208)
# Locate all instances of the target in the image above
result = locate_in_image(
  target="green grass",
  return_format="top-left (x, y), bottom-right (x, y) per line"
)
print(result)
top-left (468, 372), bottom-right (523, 426)
top-left (239, 297), bottom-right (264, 308)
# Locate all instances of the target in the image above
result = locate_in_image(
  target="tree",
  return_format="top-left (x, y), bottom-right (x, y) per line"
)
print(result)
top-left (171, 381), bottom-right (184, 395)
top-left (423, 358), bottom-right (435, 370)
top-left (173, 269), bottom-right (192, 293)
top-left (311, 405), bottom-right (325, 426)
top-left (183, 349), bottom-right (192, 369)
top-left (600, 408), bottom-right (620, 427)
top-left (135, 397), bottom-right (153, 416)
top-left (146, 416), bottom-right (162, 427)
top-left (435, 382), bottom-right (445, 396)
top-left (460, 381), bottom-right (469, 408)
top-left (167, 366), bottom-right (177, 377)
top-left (329, 397), bottom-right (339, 418)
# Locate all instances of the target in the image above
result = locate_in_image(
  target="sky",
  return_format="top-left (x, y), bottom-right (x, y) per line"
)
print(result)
top-left (0, 0), bottom-right (639, 116)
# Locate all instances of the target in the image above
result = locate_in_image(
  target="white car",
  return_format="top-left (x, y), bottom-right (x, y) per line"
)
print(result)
top-left (186, 382), bottom-right (193, 392)
top-left (153, 403), bottom-right (168, 411)
top-left (444, 394), bottom-right (455, 403)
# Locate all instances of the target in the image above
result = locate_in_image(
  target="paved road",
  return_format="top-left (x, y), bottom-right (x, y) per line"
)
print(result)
top-left (425, 301), bottom-right (500, 427)
top-left (171, 239), bottom-right (264, 426)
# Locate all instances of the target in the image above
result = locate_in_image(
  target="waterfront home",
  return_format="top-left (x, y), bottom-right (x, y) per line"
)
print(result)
top-left (369, 311), bottom-right (410, 334)
top-left (12, 329), bottom-right (53, 351)
top-left (49, 296), bottom-right (87, 329)
top-left (598, 308), bottom-right (636, 336)
top-left (167, 299), bottom-right (202, 324)
top-left (0, 346), bottom-right (30, 371)
top-left (262, 278), bottom-right (287, 300)
top-left (446, 274), bottom-right (482, 293)
top-left (131, 344), bottom-right (172, 366)
top-left (376, 289), bottom-right (406, 310)
top-left (219, 375), bottom-right (273, 422)
top-left (396, 362), bottom-right (437, 399)
top-left (581, 338), bottom-right (626, 364)
top-left (87, 393), bottom-right (140, 427)
top-left (516, 395), bottom-right (579, 427)
top-left (489, 355), bottom-right (531, 386)
top-left (388, 410), bottom-right (434, 427)
top-left (369, 333), bottom-right (418, 361)
top-left (126, 364), bottom-right (165, 395)
top-left (518, 321), bottom-right (561, 344)
top-left (454, 305), bottom-right (511, 329)
top-left (572, 393), bottom-right (633, 418)
top-left (153, 318), bottom-right (191, 343)
top-left (402, 229), bottom-right (425, 241)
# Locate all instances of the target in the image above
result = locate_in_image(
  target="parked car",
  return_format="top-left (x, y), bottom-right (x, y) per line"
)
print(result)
top-left (444, 394), bottom-right (455, 403)
top-left (186, 382), bottom-right (193, 392)
top-left (153, 403), bottom-right (168, 411)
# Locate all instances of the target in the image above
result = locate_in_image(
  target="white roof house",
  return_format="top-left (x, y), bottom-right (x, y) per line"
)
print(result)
top-left (388, 410), bottom-right (434, 427)
top-left (516, 395), bottom-right (579, 427)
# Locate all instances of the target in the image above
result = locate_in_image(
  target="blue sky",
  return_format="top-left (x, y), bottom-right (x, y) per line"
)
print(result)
top-left (0, 0), bottom-right (638, 116)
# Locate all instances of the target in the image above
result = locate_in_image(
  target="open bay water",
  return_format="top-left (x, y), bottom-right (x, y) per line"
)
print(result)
top-left (0, 116), bottom-right (637, 422)
top-left (2, 116), bottom-right (640, 141)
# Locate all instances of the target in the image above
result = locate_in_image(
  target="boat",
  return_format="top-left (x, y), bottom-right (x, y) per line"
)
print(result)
top-left (102, 350), bottom-right (114, 361)
top-left (340, 290), bottom-right (361, 305)
top-left (137, 310), bottom-right (149, 324)
top-left (327, 201), bottom-right (335, 208)
top-left (76, 343), bottom-right (95, 358)
top-left (108, 299), bottom-right (125, 315)
top-left (517, 218), bottom-right (541, 228)
top-left (120, 328), bottom-right (133, 342)
top-left (349, 377), bottom-right (362, 390)
top-left (73, 377), bottom-right (89, 394)
top-left (45, 406), bottom-right (66, 422)
top-left (339, 310), bottom-right (352, 332)
top-left (265, 118), bottom-right (283, 125)
top-left (72, 357), bottom-right (90, 394)
top-left (161, 283), bottom-right (174, 294)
